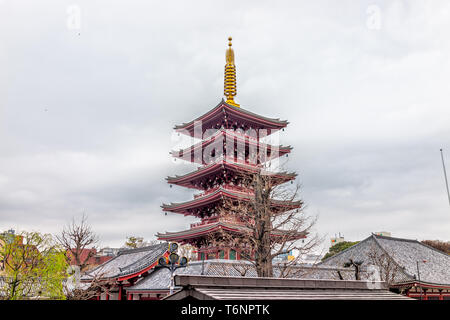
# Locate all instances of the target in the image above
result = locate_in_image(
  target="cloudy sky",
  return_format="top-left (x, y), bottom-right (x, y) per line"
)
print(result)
top-left (1, 0), bottom-right (449, 251)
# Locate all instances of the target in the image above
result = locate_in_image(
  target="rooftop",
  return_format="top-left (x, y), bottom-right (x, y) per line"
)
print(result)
top-left (320, 234), bottom-right (450, 286)
top-left (82, 243), bottom-right (168, 281)
top-left (163, 275), bottom-right (411, 300)
top-left (174, 100), bottom-right (288, 137)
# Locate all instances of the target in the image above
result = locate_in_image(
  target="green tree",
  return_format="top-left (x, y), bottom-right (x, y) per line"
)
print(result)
top-left (321, 241), bottom-right (359, 261)
top-left (0, 231), bottom-right (68, 300)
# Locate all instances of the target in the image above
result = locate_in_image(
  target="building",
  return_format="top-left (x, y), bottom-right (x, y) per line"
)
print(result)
top-left (301, 253), bottom-right (323, 265)
top-left (66, 248), bottom-right (113, 271)
top-left (330, 233), bottom-right (345, 246)
top-left (97, 247), bottom-right (121, 257)
top-left (374, 231), bottom-right (391, 237)
top-left (163, 275), bottom-right (411, 300)
top-left (124, 259), bottom-right (381, 299)
top-left (319, 233), bottom-right (450, 300)
top-left (156, 37), bottom-right (303, 260)
top-left (82, 243), bottom-right (168, 300)
top-left (82, 39), bottom-right (447, 301)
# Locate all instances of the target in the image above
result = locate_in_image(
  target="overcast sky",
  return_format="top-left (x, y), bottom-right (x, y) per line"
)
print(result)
top-left (1, 1), bottom-right (449, 252)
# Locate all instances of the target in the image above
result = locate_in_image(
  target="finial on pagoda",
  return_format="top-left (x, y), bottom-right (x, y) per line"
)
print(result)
top-left (224, 36), bottom-right (239, 107)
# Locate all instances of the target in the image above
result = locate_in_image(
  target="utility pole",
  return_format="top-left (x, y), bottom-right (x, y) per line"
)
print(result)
top-left (440, 149), bottom-right (450, 206)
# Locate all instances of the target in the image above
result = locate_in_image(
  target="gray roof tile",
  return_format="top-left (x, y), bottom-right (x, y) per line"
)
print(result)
top-left (83, 243), bottom-right (167, 280)
top-left (319, 234), bottom-right (450, 285)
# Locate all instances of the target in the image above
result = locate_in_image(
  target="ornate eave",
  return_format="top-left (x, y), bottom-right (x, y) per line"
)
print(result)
top-left (161, 186), bottom-right (302, 216)
top-left (167, 159), bottom-right (296, 190)
top-left (174, 100), bottom-right (288, 137)
top-left (171, 129), bottom-right (292, 165)
top-left (161, 187), bottom-right (251, 216)
top-left (156, 222), bottom-right (248, 243)
top-left (156, 221), bottom-right (307, 244)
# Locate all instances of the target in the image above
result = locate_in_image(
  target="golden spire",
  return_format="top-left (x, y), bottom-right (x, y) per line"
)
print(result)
top-left (224, 36), bottom-right (239, 107)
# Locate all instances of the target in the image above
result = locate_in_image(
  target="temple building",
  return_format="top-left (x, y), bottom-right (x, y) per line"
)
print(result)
top-left (157, 37), bottom-right (303, 260)
top-left (319, 234), bottom-right (450, 300)
top-left (81, 38), bottom-right (448, 301)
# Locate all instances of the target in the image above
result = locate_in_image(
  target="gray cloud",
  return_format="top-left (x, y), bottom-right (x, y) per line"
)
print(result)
top-left (0, 0), bottom-right (449, 250)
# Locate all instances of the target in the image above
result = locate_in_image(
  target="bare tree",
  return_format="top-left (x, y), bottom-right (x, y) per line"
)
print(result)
top-left (210, 169), bottom-right (320, 278)
top-left (367, 245), bottom-right (403, 285)
top-left (63, 270), bottom-right (115, 300)
top-left (56, 214), bottom-right (99, 272)
top-left (178, 244), bottom-right (197, 261)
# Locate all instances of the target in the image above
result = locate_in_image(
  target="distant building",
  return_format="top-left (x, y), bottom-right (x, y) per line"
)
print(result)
top-left (330, 234), bottom-right (345, 246)
top-left (98, 247), bottom-right (121, 257)
top-left (0, 229), bottom-right (20, 245)
top-left (301, 253), bottom-right (323, 265)
top-left (67, 248), bottom-right (113, 270)
top-left (273, 250), bottom-right (295, 262)
top-left (374, 231), bottom-right (391, 237)
top-left (164, 275), bottom-right (411, 300)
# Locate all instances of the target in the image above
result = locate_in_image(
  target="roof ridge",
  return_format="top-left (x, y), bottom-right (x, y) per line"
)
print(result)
top-left (373, 234), bottom-right (418, 243)
top-left (374, 234), bottom-right (450, 257)
top-left (371, 234), bottom-right (415, 280)
top-left (318, 235), bottom-right (372, 265)
top-left (117, 242), bottom-right (166, 256)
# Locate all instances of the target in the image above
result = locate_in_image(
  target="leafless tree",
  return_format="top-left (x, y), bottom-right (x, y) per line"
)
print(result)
top-left (63, 270), bottom-right (115, 300)
top-left (210, 169), bottom-right (320, 278)
top-left (367, 245), bottom-right (403, 285)
top-left (178, 244), bottom-right (197, 261)
top-left (56, 214), bottom-right (99, 272)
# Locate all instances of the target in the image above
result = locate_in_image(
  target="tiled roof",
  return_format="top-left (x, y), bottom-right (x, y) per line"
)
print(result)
top-left (164, 275), bottom-right (412, 300)
top-left (319, 234), bottom-right (450, 286)
top-left (171, 129), bottom-right (292, 165)
top-left (166, 159), bottom-right (296, 189)
top-left (126, 259), bottom-right (369, 292)
top-left (174, 99), bottom-right (288, 135)
top-left (169, 286), bottom-right (410, 300)
top-left (161, 186), bottom-right (302, 213)
top-left (82, 243), bottom-right (168, 280)
top-left (156, 222), bottom-right (248, 241)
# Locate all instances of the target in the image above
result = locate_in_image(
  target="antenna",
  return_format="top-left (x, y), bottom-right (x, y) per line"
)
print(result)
top-left (440, 148), bottom-right (450, 206)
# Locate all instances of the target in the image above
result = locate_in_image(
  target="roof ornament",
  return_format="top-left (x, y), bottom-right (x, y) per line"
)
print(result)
top-left (224, 36), bottom-right (240, 107)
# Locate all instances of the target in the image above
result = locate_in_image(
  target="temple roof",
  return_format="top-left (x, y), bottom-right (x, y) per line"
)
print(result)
top-left (156, 221), bottom-right (247, 242)
top-left (174, 100), bottom-right (288, 137)
top-left (157, 219), bottom-right (307, 243)
top-left (171, 129), bottom-right (292, 165)
top-left (320, 234), bottom-right (450, 286)
top-left (164, 275), bottom-right (410, 300)
top-left (82, 243), bottom-right (168, 281)
top-left (124, 259), bottom-right (406, 295)
top-left (167, 159), bottom-right (296, 190)
top-left (161, 186), bottom-right (302, 216)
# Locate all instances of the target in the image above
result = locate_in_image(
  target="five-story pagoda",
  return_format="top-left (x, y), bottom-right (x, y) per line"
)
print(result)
top-left (157, 37), bottom-right (303, 260)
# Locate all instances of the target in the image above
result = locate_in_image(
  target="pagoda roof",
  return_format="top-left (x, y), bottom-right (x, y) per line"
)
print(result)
top-left (161, 186), bottom-right (302, 216)
top-left (81, 243), bottom-right (168, 281)
top-left (157, 221), bottom-right (307, 243)
top-left (156, 221), bottom-right (247, 242)
top-left (174, 99), bottom-right (288, 137)
top-left (167, 159), bottom-right (296, 190)
top-left (171, 129), bottom-right (292, 165)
